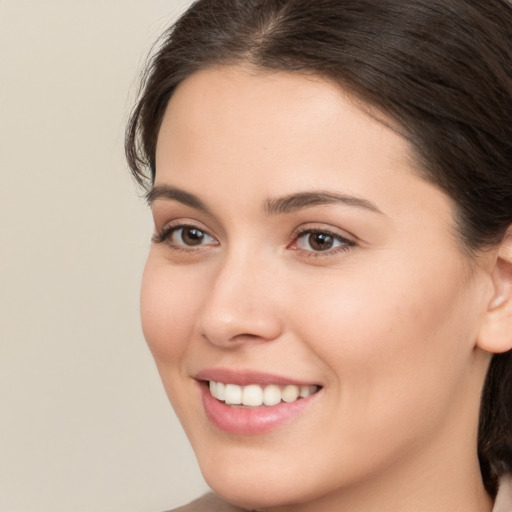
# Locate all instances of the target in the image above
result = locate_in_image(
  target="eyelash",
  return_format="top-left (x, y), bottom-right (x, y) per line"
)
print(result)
top-left (152, 223), bottom-right (217, 251)
top-left (289, 227), bottom-right (355, 258)
top-left (153, 222), bottom-right (355, 258)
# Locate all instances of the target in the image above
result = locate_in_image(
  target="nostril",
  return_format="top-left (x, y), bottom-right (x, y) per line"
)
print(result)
top-left (199, 326), bottom-right (282, 348)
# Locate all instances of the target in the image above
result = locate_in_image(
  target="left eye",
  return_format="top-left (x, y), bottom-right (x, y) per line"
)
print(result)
top-left (170, 226), bottom-right (215, 246)
top-left (295, 230), bottom-right (350, 252)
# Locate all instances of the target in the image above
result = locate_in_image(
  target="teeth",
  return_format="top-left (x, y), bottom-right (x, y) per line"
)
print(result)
top-left (224, 383), bottom-right (242, 405)
top-left (209, 381), bottom-right (226, 401)
top-left (216, 381), bottom-right (225, 401)
top-left (300, 385), bottom-right (313, 398)
top-left (263, 384), bottom-right (281, 406)
top-left (208, 381), bottom-right (318, 407)
top-left (242, 384), bottom-right (263, 406)
top-left (282, 384), bottom-right (299, 403)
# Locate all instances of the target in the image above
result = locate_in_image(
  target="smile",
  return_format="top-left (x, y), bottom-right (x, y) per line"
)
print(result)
top-left (209, 381), bottom-right (319, 407)
top-left (196, 371), bottom-right (323, 435)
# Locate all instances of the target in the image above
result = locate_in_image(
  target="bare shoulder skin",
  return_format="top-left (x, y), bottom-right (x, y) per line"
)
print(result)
top-left (168, 492), bottom-right (246, 512)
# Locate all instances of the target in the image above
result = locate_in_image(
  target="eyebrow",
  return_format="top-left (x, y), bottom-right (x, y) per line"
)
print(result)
top-left (147, 184), bottom-right (382, 215)
top-left (146, 185), bottom-right (210, 212)
top-left (264, 191), bottom-right (383, 215)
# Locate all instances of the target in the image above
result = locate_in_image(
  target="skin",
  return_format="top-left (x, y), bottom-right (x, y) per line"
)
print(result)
top-left (142, 66), bottom-right (501, 512)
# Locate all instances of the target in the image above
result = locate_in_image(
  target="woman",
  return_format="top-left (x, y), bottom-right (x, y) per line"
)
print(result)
top-left (126, 1), bottom-right (512, 510)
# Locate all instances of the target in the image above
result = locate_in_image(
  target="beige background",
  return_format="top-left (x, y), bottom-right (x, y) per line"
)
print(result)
top-left (0, 1), bottom-right (209, 511)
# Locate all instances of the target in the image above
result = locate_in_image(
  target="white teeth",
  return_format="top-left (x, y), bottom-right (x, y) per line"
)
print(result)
top-left (224, 383), bottom-right (242, 405)
top-left (208, 381), bottom-right (319, 407)
top-left (216, 381), bottom-right (225, 401)
top-left (209, 380), bottom-right (226, 401)
top-left (281, 384), bottom-right (300, 403)
top-left (242, 384), bottom-right (263, 406)
top-left (263, 384), bottom-right (281, 406)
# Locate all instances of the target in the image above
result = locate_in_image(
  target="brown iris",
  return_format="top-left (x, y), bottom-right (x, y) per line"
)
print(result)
top-left (307, 232), bottom-right (335, 251)
top-left (181, 227), bottom-right (206, 246)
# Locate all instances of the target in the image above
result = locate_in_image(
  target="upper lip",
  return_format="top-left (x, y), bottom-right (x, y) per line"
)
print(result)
top-left (195, 368), bottom-right (321, 387)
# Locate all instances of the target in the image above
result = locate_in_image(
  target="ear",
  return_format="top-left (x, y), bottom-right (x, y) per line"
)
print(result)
top-left (477, 226), bottom-right (512, 354)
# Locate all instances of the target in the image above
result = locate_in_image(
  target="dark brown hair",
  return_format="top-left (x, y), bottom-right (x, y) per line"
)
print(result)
top-left (126, 0), bottom-right (512, 494)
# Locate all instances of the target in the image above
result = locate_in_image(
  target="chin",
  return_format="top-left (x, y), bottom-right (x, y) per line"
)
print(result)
top-left (205, 473), bottom-right (308, 510)
top-left (192, 439), bottom-right (352, 511)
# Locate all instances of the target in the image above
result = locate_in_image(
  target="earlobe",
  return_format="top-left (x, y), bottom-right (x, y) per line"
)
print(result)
top-left (477, 227), bottom-right (512, 354)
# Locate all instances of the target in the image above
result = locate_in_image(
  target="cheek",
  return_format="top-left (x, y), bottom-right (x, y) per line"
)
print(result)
top-left (140, 257), bottom-right (200, 364)
top-left (287, 251), bottom-right (478, 434)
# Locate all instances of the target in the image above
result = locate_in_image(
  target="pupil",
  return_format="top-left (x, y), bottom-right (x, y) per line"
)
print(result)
top-left (182, 228), bottom-right (204, 246)
top-left (309, 232), bottom-right (333, 251)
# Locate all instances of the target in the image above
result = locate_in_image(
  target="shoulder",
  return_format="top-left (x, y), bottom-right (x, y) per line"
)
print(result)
top-left (166, 492), bottom-right (245, 512)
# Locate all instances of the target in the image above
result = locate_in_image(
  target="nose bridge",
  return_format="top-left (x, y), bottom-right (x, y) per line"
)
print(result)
top-left (197, 245), bottom-right (283, 346)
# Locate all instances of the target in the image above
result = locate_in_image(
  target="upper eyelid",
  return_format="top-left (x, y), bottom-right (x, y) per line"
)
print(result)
top-left (295, 226), bottom-right (349, 237)
top-left (154, 212), bottom-right (223, 238)
top-left (292, 229), bottom-right (355, 247)
top-left (156, 218), bottom-right (214, 235)
top-left (291, 223), bottom-right (356, 242)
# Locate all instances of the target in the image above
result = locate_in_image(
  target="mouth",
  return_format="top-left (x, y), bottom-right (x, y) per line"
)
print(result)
top-left (195, 370), bottom-right (322, 435)
top-left (208, 380), bottom-right (321, 407)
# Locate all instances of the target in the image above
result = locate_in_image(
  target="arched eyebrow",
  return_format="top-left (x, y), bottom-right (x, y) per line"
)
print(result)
top-left (264, 191), bottom-right (383, 215)
top-left (146, 185), bottom-right (383, 215)
top-left (146, 185), bottom-right (210, 212)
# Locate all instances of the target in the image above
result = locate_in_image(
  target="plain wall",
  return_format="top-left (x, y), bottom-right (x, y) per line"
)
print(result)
top-left (0, 1), bottom-right (209, 511)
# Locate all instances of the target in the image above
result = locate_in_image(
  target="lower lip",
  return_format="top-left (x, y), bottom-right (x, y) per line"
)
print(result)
top-left (199, 382), bottom-right (318, 435)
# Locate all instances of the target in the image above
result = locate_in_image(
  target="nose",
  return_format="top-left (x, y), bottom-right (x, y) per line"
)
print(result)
top-left (197, 251), bottom-right (284, 347)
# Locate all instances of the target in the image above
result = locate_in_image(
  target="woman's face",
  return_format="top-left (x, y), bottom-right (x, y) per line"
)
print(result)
top-left (142, 67), bottom-right (492, 510)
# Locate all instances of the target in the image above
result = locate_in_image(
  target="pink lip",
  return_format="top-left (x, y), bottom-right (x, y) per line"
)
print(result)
top-left (195, 368), bottom-right (321, 435)
top-left (195, 368), bottom-right (319, 387)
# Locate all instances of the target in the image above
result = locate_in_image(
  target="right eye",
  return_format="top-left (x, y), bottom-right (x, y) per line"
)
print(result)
top-left (153, 224), bottom-right (218, 249)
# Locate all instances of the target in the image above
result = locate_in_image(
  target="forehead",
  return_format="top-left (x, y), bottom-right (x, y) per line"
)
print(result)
top-left (155, 66), bottom-right (414, 191)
